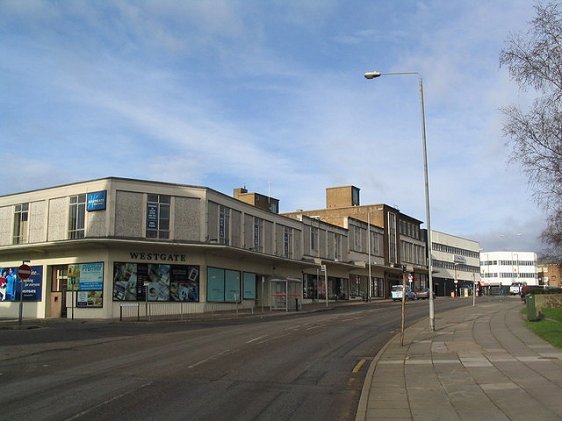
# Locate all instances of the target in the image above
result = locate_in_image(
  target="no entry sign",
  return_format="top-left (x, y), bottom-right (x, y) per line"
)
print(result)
top-left (18, 264), bottom-right (32, 280)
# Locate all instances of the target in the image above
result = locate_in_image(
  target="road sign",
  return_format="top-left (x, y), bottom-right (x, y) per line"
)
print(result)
top-left (18, 264), bottom-right (32, 280)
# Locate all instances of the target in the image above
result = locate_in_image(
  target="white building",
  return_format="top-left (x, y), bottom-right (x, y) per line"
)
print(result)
top-left (430, 231), bottom-right (481, 296)
top-left (0, 177), bottom-right (390, 320)
top-left (480, 251), bottom-right (538, 289)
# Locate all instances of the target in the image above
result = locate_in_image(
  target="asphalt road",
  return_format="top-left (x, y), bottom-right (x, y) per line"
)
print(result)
top-left (0, 298), bottom-right (472, 421)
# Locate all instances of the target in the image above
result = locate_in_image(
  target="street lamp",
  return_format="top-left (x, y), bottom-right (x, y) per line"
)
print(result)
top-left (364, 70), bottom-right (435, 331)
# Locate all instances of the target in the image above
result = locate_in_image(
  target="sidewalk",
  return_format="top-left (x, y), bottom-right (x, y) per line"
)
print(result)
top-left (356, 297), bottom-right (562, 421)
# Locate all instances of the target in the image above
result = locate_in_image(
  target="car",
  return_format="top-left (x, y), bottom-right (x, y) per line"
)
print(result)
top-left (391, 285), bottom-right (417, 301)
top-left (416, 288), bottom-right (435, 300)
top-left (510, 282), bottom-right (526, 295)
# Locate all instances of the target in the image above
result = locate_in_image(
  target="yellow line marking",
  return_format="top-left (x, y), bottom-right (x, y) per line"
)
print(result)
top-left (352, 359), bottom-right (366, 373)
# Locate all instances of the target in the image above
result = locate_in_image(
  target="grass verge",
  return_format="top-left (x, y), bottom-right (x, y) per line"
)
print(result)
top-left (526, 307), bottom-right (562, 348)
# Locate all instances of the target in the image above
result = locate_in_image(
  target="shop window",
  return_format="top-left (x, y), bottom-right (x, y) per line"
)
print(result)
top-left (69, 194), bottom-right (86, 239)
top-left (113, 263), bottom-right (199, 302)
top-left (13, 203), bottom-right (29, 244)
top-left (207, 267), bottom-right (241, 302)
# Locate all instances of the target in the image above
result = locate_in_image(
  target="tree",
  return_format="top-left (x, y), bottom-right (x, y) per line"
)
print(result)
top-left (500, 2), bottom-right (562, 256)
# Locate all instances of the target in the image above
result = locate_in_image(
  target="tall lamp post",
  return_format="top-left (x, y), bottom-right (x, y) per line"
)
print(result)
top-left (364, 70), bottom-right (435, 331)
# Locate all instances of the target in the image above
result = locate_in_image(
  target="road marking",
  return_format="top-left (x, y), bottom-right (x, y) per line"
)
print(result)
top-left (65, 382), bottom-right (152, 420)
top-left (352, 359), bottom-right (366, 373)
top-left (246, 335), bottom-right (268, 343)
top-left (188, 349), bottom-right (231, 369)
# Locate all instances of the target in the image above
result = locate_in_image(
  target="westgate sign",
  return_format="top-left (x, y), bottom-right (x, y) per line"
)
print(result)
top-left (129, 252), bottom-right (187, 262)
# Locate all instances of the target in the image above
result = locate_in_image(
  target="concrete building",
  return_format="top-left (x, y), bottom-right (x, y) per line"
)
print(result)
top-left (0, 178), bottom-right (390, 320)
top-left (480, 251), bottom-right (538, 292)
top-left (283, 186), bottom-right (429, 298)
top-left (430, 231), bottom-right (481, 297)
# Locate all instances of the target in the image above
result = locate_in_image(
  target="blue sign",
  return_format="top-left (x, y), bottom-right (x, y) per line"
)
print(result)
top-left (0, 265), bottom-right (43, 302)
top-left (87, 190), bottom-right (107, 212)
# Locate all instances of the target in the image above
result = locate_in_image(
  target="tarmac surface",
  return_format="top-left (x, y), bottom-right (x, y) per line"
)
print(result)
top-left (355, 297), bottom-right (562, 421)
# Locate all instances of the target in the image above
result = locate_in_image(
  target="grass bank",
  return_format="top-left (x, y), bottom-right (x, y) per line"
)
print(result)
top-left (526, 307), bottom-right (562, 348)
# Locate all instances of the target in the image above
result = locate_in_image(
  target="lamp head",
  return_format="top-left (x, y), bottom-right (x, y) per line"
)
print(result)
top-left (364, 71), bottom-right (382, 79)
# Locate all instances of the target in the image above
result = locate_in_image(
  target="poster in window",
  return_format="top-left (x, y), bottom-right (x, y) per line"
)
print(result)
top-left (170, 266), bottom-right (199, 302)
top-left (146, 264), bottom-right (170, 301)
top-left (0, 265), bottom-right (43, 302)
top-left (113, 263), bottom-right (138, 301)
top-left (147, 203), bottom-right (158, 229)
top-left (113, 263), bottom-right (199, 302)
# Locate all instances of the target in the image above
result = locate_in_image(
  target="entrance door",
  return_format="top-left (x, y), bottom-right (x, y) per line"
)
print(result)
top-left (50, 266), bottom-right (68, 318)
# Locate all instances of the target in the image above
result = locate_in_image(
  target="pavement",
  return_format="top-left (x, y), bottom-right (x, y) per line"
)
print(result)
top-left (355, 297), bottom-right (562, 421)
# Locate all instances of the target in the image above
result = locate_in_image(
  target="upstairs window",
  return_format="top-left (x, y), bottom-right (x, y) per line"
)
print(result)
top-left (283, 226), bottom-right (292, 258)
top-left (253, 217), bottom-right (263, 252)
top-left (146, 194), bottom-right (170, 239)
top-left (219, 205), bottom-right (230, 245)
top-left (69, 195), bottom-right (86, 239)
top-left (13, 203), bottom-right (29, 244)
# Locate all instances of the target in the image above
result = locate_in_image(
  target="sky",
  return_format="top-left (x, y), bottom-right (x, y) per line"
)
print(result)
top-left (0, 0), bottom-right (548, 254)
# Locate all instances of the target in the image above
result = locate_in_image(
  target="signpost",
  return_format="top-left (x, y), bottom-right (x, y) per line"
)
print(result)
top-left (18, 262), bottom-right (31, 325)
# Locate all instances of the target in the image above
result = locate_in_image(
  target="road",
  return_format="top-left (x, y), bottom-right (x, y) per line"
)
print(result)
top-left (0, 298), bottom-right (471, 421)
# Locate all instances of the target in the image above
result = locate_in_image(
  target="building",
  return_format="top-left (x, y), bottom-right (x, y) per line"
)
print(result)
top-left (283, 186), bottom-right (429, 298)
top-left (430, 231), bottom-right (481, 297)
top-left (480, 251), bottom-right (538, 292)
top-left (0, 178), bottom-right (391, 320)
top-left (537, 262), bottom-right (561, 287)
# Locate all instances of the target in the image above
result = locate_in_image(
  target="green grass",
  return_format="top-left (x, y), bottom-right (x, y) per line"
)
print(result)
top-left (526, 307), bottom-right (562, 348)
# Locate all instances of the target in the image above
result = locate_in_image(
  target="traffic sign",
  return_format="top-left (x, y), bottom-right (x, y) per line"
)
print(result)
top-left (18, 264), bottom-right (32, 280)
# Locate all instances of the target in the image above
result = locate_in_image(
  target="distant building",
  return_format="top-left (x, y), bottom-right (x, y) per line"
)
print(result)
top-left (537, 262), bottom-right (561, 287)
top-left (283, 186), bottom-right (429, 299)
top-left (480, 251), bottom-right (538, 291)
top-left (430, 231), bottom-right (481, 297)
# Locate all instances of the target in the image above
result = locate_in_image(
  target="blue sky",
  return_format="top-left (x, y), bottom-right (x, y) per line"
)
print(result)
top-left (0, 0), bottom-right (545, 253)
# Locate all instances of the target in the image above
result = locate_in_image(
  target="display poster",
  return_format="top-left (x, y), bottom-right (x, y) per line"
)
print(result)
top-left (243, 272), bottom-right (256, 300)
top-left (147, 203), bottom-right (158, 229)
top-left (77, 291), bottom-right (103, 308)
top-left (113, 263), bottom-right (200, 302)
top-left (67, 263), bottom-right (104, 307)
top-left (0, 265), bottom-right (43, 302)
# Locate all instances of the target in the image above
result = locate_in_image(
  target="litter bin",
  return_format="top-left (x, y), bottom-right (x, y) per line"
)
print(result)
top-left (526, 294), bottom-right (540, 321)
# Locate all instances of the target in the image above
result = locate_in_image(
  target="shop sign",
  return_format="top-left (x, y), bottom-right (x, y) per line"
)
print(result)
top-left (87, 190), bottom-right (107, 212)
top-left (129, 252), bottom-right (187, 262)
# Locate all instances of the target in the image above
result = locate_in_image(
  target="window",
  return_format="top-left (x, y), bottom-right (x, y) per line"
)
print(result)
top-left (13, 203), bottom-right (29, 244)
top-left (335, 234), bottom-right (342, 261)
top-left (146, 194), bottom-right (170, 239)
top-left (311, 226), bottom-right (319, 253)
top-left (69, 194), bottom-right (86, 239)
top-left (253, 217), bottom-right (263, 252)
top-left (207, 267), bottom-right (240, 302)
top-left (353, 225), bottom-right (361, 251)
top-left (283, 226), bottom-right (292, 258)
top-left (388, 212), bottom-right (397, 264)
top-left (219, 205), bottom-right (230, 245)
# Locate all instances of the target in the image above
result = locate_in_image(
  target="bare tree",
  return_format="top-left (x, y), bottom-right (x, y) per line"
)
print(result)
top-left (500, 2), bottom-right (562, 256)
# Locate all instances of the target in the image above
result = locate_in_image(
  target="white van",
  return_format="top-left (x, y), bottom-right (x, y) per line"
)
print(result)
top-left (391, 285), bottom-right (416, 301)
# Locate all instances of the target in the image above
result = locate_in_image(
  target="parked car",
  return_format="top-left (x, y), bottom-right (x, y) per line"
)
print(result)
top-left (391, 285), bottom-right (417, 301)
top-left (510, 282), bottom-right (526, 295)
top-left (416, 288), bottom-right (435, 300)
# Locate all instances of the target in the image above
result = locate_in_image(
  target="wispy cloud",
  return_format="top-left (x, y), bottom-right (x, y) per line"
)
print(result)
top-left (0, 0), bottom-right (546, 253)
